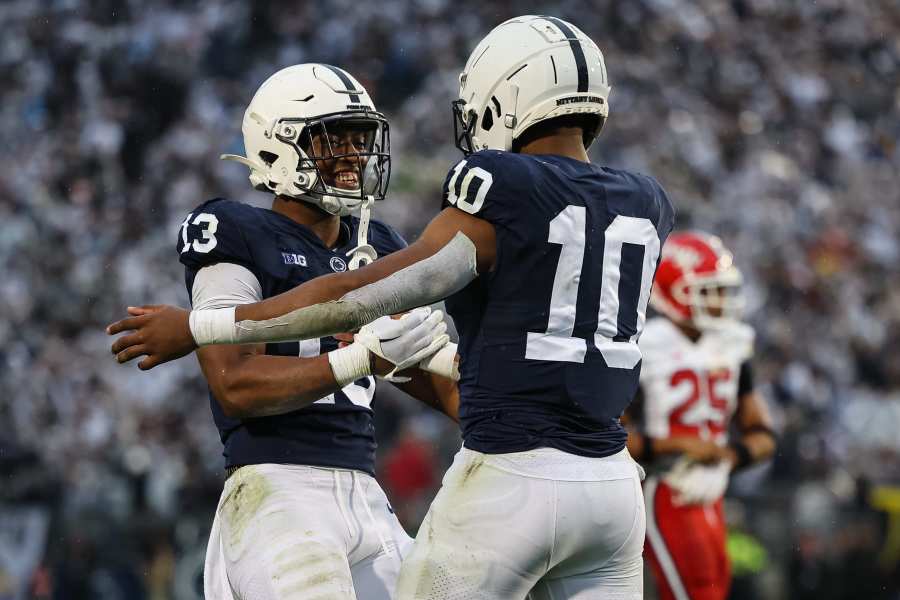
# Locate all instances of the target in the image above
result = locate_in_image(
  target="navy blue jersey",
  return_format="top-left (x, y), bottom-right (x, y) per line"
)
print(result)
top-left (178, 198), bottom-right (406, 474)
top-left (442, 151), bottom-right (675, 457)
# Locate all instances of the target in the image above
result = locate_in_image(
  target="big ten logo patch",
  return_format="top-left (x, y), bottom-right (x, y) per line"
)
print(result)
top-left (282, 252), bottom-right (308, 266)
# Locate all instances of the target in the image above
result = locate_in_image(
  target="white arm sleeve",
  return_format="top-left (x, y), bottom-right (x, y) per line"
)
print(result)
top-left (228, 232), bottom-right (479, 344)
top-left (191, 263), bottom-right (263, 309)
top-left (188, 259), bottom-right (462, 380)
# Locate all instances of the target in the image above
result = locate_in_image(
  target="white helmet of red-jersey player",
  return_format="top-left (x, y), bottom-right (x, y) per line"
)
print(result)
top-left (452, 15), bottom-right (611, 155)
top-left (651, 231), bottom-right (745, 331)
top-left (222, 64), bottom-right (390, 219)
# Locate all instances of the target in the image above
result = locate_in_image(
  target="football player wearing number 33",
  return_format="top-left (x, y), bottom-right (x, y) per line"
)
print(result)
top-left (109, 16), bottom-right (675, 599)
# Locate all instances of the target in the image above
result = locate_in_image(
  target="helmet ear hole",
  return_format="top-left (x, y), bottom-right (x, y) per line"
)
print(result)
top-left (259, 151), bottom-right (278, 167)
top-left (481, 96), bottom-right (504, 132)
top-left (481, 108), bottom-right (494, 131)
top-left (491, 96), bottom-right (502, 116)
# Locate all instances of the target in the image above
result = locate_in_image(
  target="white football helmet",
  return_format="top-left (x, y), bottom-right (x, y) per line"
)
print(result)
top-left (222, 64), bottom-right (390, 217)
top-left (452, 15), bottom-right (611, 154)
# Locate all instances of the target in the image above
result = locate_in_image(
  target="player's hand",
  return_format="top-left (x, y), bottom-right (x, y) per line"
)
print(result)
top-left (670, 437), bottom-right (730, 464)
top-left (665, 458), bottom-right (730, 506)
top-left (106, 305), bottom-right (196, 370)
top-left (336, 319), bottom-right (458, 380)
top-left (333, 331), bottom-right (395, 376)
top-left (355, 307), bottom-right (449, 382)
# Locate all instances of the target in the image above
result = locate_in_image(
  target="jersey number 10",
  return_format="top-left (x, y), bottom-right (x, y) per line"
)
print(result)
top-left (525, 207), bottom-right (661, 369)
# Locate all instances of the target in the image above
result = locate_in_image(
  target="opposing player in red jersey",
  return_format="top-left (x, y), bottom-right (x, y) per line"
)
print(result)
top-left (624, 231), bottom-right (776, 600)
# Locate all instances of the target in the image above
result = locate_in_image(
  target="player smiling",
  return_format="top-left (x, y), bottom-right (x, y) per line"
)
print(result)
top-left (109, 16), bottom-right (675, 599)
top-left (151, 64), bottom-right (458, 600)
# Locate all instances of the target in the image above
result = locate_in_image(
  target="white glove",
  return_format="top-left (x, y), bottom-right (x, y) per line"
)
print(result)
top-left (664, 457), bottom-right (731, 506)
top-left (355, 307), bottom-right (449, 382)
top-left (418, 343), bottom-right (460, 381)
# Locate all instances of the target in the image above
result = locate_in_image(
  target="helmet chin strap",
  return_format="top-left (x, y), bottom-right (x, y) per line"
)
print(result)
top-left (282, 190), bottom-right (376, 270)
top-left (346, 196), bottom-right (378, 270)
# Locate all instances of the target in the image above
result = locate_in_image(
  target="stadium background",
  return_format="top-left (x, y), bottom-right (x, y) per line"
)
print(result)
top-left (1, 0), bottom-right (898, 598)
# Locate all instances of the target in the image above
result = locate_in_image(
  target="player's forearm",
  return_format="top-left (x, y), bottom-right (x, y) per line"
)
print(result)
top-left (201, 353), bottom-right (341, 419)
top-left (395, 370), bottom-right (460, 422)
top-left (725, 430), bottom-right (776, 471)
top-left (211, 234), bottom-right (476, 345)
top-left (729, 391), bottom-right (776, 469)
top-left (232, 238), bottom-right (435, 324)
top-left (229, 209), bottom-right (489, 330)
top-left (233, 267), bottom-right (373, 324)
top-left (106, 210), bottom-right (490, 370)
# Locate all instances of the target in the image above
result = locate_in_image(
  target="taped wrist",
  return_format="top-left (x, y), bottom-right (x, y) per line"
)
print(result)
top-left (418, 343), bottom-right (459, 380)
top-left (327, 343), bottom-right (373, 387)
top-left (189, 307), bottom-right (236, 346)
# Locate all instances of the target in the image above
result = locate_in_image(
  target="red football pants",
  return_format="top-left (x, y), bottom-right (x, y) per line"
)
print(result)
top-left (643, 477), bottom-right (730, 600)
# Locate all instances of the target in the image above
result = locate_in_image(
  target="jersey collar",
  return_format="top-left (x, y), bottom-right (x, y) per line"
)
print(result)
top-left (265, 208), bottom-right (355, 252)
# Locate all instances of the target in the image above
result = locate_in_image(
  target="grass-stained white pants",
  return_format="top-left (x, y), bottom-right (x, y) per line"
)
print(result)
top-left (204, 463), bottom-right (412, 600)
top-left (396, 446), bottom-right (646, 600)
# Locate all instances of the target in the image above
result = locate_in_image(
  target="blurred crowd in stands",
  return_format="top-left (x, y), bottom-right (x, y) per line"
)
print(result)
top-left (0, 0), bottom-right (898, 597)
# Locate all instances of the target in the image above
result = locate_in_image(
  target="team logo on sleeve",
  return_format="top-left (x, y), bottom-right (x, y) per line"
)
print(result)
top-left (330, 256), bottom-right (348, 272)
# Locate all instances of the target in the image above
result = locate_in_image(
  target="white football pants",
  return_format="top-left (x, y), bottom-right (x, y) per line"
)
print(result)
top-left (204, 463), bottom-right (413, 600)
top-left (396, 446), bottom-right (646, 600)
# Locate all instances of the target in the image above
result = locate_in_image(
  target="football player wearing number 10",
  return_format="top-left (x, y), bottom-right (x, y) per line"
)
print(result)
top-left (108, 16), bottom-right (675, 598)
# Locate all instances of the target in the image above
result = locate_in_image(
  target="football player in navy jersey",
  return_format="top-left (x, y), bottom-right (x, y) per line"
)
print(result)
top-left (110, 17), bottom-right (675, 599)
top-left (125, 64), bottom-right (461, 600)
